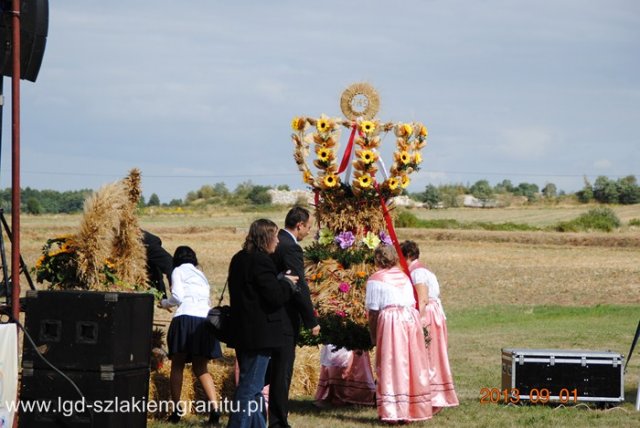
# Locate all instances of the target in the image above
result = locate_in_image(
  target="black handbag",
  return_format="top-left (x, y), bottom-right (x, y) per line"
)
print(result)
top-left (207, 280), bottom-right (232, 344)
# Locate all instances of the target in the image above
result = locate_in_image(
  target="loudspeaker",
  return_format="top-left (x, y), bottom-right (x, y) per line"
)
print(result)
top-left (0, 0), bottom-right (49, 82)
top-left (19, 367), bottom-right (149, 427)
top-left (22, 290), bottom-right (154, 372)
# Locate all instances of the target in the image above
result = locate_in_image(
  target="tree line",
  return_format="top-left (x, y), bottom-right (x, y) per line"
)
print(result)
top-left (1, 175), bottom-right (637, 214)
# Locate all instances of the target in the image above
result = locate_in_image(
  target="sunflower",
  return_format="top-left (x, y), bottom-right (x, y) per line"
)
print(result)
top-left (323, 174), bottom-right (339, 188)
top-left (414, 152), bottom-right (422, 164)
top-left (303, 170), bottom-right (315, 185)
top-left (400, 174), bottom-right (411, 188)
top-left (316, 118), bottom-right (330, 133)
top-left (399, 151), bottom-right (411, 165)
top-left (360, 120), bottom-right (376, 135)
top-left (419, 124), bottom-right (428, 137)
top-left (387, 177), bottom-right (399, 190)
top-left (317, 148), bottom-right (332, 162)
top-left (357, 174), bottom-right (373, 188)
top-left (291, 117), bottom-right (305, 131)
top-left (402, 123), bottom-right (413, 137)
top-left (359, 149), bottom-right (377, 164)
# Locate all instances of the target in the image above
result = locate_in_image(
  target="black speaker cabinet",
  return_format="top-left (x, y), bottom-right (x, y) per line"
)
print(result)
top-left (22, 290), bottom-right (154, 372)
top-left (0, 0), bottom-right (49, 82)
top-left (501, 348), bottom-right (624, 403)
top-left (19, 367), bottom-right (149, 428)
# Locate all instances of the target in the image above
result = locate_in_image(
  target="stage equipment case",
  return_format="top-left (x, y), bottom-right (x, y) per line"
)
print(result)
top-left (501, 348), bottom-right (624, 403)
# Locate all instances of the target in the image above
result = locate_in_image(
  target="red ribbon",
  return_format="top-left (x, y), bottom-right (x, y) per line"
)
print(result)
top-left (337, 124), bottom-right (358, 174)
top-left (374, 182), bottom-right (419, 311)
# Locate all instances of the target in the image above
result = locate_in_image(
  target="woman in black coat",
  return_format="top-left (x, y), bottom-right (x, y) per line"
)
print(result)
top-left (227, 218), bottom-right (298, 428)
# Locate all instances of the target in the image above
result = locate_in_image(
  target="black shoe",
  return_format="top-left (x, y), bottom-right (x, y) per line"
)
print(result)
top-left (167, 410), bottom-right (181, 424)
top-left (206, 410), bottom-right (221, 427)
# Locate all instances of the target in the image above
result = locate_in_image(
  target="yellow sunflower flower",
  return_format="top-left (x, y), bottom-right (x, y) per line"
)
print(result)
top-left (317, 148), bottom-right (331, 162)
top-left (387, 177), bottom-right (399, 190)
top-left (419, 124), bottom-right (428, 137)
top-left (402, 123), bottom-right (413, 137)
top-left (400, 175), bottom-right (411, 188)
top-left (399, 151), bottom-right (411, 165)
top-left (323, 174), bottom-right (339, 188)
top-left (358, 174), bottom-right (373, 188)
top-left (360, 150), bottom-right (377, 164)
top-left (291, 117), bottom-right (303, 131)
top-left (414, 152), bottom-right (422, 164)
top-left (35, 255), bottom-right (45, 269)
top-left (303, 170), bottom-right (314, 185)
top-left (360, 120), bottom-right (376, 135)
top-left (316, 118), bottom-right (330, 133)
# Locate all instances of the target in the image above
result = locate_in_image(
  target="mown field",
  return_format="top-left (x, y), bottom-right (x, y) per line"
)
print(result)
top-left (8, 205), bottom-right (640, 427)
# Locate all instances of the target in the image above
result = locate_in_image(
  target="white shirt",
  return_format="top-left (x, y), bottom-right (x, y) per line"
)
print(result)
top-left (410, 266), bottom-right (441, 301)
top-left (162, 263), bottom-right (211, 318)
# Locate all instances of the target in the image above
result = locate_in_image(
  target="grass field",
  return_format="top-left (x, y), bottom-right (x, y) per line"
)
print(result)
top-left (7, 205), bottom-right (640, 427)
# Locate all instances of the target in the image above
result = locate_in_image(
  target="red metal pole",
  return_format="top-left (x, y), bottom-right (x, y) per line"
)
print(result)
top-left (10, 0), bottom-right (21, 322)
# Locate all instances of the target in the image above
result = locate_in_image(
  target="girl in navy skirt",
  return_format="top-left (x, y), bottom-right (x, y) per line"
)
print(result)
top-left (161, 246), bottom-right (222, 426)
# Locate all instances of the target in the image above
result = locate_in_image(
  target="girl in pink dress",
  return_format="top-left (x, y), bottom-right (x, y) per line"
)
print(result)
top-left (314, 344), bottom-right (376, 407)
top-left (401, 240), bottom-right (459, 410)
top-left (365, 245), bottom-right (433, 423)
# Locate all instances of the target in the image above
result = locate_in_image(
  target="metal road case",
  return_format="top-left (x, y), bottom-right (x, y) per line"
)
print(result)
top-left (501, 348), bottom-right (624, 403)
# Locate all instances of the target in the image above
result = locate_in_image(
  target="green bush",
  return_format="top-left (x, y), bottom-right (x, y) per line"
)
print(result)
top-left (629, 218), bottom-right (640, 227)
top-left (395, 210), bottom-right (420, 227)
top-left (555, 207), bottom-right (621, 232)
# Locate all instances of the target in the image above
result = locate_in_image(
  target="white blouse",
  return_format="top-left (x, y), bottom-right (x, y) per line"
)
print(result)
top-left (162, 263), bottom-right (211, 318)
top-left (410, 267), bottom-right (441, 301)
top-left (365, 275), bottom-right (416, 311)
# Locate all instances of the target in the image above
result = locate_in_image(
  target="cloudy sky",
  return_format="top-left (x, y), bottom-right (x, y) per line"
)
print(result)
top-left (1, 0), bottom-right (638, 203)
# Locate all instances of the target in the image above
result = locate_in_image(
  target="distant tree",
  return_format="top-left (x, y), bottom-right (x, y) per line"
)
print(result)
top-left (542, 183), bottom-right (557, 199)
top-left (439, 184), bottom-right (465, 208)
top-left (25, 197), bottom-right (42, 215)
top-left (233, 181), bottom-right (255, 200)
top-left (276, 184), bottom-right (290, 191)
top-left (247, 185), bottom-right (272, 205)
top-left (616, 175), bottom-right (640, 204)
top-left (168, 199), bottom-right (183, 207)
top-left (421, 184), bottom-right (441, 208)
top-left (137, 195), bottom-right (146, 208)
top-left (593, 176), bottom-right (619, 203)
top-left (576, 177), bottom-right (594, 203)
top-left (494, 179), bottom-right (514, 193)
top-left (147, 193), bottom-right (161, 206)
top-left (513, 182), bottom-right (539, 202)
top-left (213, 182), bottom-right (229, 197)
top-left (198, 185), bottom-right (216, 199)
top-left (470, 180), bottom-right (494, 202)
top-left (185, 191), bottom-right (198, 203)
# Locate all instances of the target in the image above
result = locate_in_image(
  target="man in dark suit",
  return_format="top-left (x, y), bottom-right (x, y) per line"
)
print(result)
top-left (142, 230), bottom-right (174, 298)
top-left (269, 206), bottom-right (320, 428)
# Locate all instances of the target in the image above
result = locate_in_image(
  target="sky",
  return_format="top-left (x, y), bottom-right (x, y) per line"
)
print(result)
top-left (1, 0), bottom-right (638, 203)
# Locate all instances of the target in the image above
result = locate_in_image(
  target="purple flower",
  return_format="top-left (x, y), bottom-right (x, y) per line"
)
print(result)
top-left (335, 230), bottom-right (356, 249)
top-left (338, 282), bottom-right (351, 293)
top-left (379, 230), bottom-right (393, 246)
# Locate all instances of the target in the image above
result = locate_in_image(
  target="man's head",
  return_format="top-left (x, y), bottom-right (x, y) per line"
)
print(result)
top-left (284, 206), bottom-right (312, 242)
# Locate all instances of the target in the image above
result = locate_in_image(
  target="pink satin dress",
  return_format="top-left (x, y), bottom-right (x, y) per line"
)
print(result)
top-left (366, 267), bottom-right (433, 422)
top-left (314, 345), bottom-right (376, 406)
top-left (409, 260), bottom-right (459, 409)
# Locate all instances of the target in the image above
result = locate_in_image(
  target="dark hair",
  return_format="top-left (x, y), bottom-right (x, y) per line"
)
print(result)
top-left (284, 206), bottom-right (310, 229)
top-left (173, 246), bottom-right (198, 268)
top-left (374, 245), bottom-right (398, 269)
top-left (243, 219), bottom-right (278, 253)
top-left (400, 240), bottom-right (420, 260)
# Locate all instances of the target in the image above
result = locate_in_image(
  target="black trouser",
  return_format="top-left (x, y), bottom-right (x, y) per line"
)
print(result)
top-left (268, 335), bottom-right (296, 428)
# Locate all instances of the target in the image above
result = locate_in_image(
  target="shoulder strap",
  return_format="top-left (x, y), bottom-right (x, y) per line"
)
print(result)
top-left (217, 280), bottom-right (228, 307)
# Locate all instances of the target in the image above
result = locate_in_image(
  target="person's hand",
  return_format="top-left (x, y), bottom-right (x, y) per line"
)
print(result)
top-left (159, 299), bottom-right (172, 311)
top-left (311, 325), bottom-right (321, 336)
top-left (285, 274), bottom-right (299, 284)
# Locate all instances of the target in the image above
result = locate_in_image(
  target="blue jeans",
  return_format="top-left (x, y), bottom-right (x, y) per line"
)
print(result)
top-left (227, 349), bottom-right (271, 428)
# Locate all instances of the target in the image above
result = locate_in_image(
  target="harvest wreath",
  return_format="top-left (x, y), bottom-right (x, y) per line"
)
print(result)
top-left (292, 83), bottom-right (429, 350)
